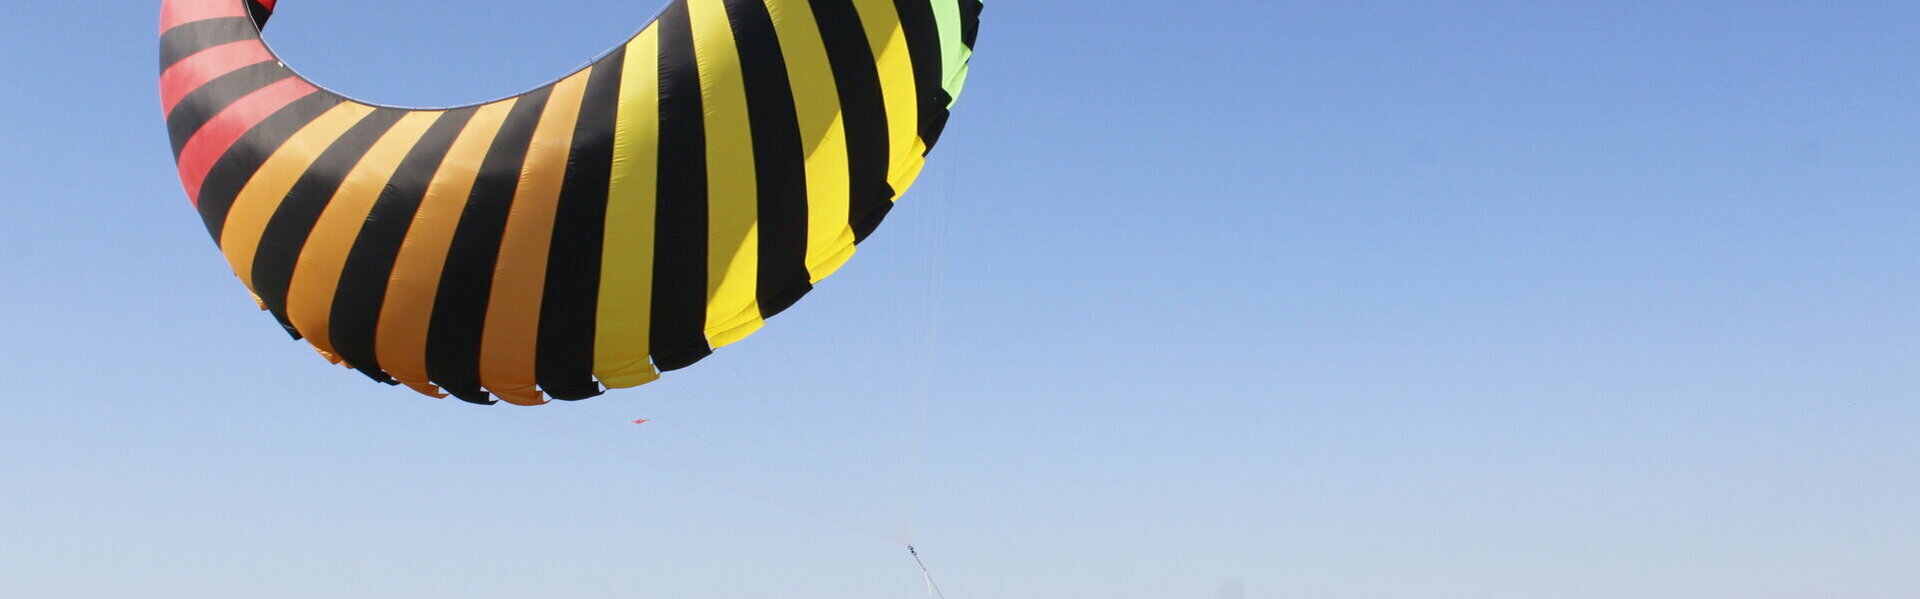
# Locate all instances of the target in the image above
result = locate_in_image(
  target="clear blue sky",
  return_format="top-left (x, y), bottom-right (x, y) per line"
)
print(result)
top-left (4, 2), bottom-right (1918, 597)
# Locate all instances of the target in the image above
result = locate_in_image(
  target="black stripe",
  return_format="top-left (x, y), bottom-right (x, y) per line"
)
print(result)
top-left (892, 0), bottom-right (952, 151)
top-left (650, 2), bottom-right (714, 372)
top-left (246, 0), bottom-right (275, 28)
top-left (726, 0), bottom-right (813, 319)
top-left (960, 0), bottom-right (982, 49)
top-left (195, 92), bottom-right (343, 241)
top-left (851, 195), bottom-right (895, 242)
top-left (160, 17), bottom-right (257, 71)
top-left (426, 88), bottom-right (555, 405)
top-left (328, 108), bottom-right (477, 385)
top-left (808, 0), bottom-right (894, 244)
top-left (537, 49), bottom-right (627, 401)
top-left (249, 109), bottom-right (408, 339)
top-left (168, 61), bottom-right (292, 158)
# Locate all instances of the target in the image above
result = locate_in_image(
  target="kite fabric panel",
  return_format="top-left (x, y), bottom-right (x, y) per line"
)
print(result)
top-left (158, 0), bottom-right (982, 405)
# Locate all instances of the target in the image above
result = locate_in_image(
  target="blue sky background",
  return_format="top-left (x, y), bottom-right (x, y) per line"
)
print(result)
top-left (3, 1), bottom-right (1919, 597)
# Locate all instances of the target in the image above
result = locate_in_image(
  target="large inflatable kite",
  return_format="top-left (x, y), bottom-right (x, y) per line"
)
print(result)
top-left (158, 0), bottom-right (980, 405)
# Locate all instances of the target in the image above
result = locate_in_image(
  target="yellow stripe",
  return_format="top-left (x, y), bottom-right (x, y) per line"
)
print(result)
top-left (690, 0), bottom-right (765, 349)
top-left (850, 0), bottom-right (927, 191)
top-left (766, 0), bottom-right (856, 283)
top-left (283, 111), bottom-right (443, 362)
top-left (220, 102), bottom-right (376, 294)
top-left (480, 69), bottom-right (594, 406)
top-left (374, 100), bottom-right (519, 397)
top-left (595, 26), bottom-right (664, 389)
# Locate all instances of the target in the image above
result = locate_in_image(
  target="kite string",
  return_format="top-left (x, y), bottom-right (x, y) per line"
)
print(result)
top-left (714, 353), bottom-right (835, 457)
top-left (910, 545), bottom-right (950, 599)
top-left (904, 155), bottom-right (956, 545)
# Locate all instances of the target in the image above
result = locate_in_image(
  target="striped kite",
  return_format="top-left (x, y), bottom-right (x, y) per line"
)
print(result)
top-left (158, 0), bottom-right (981, 405)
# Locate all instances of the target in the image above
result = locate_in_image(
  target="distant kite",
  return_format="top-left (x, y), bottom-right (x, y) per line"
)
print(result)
top-left (159, 0), bottom-right (981, 405)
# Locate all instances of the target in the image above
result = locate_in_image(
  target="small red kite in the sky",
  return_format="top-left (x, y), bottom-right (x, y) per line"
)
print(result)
top-left (632, 419), bottom-right (651, 426)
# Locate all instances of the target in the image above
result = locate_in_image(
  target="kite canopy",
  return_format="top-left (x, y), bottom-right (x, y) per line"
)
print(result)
top-left (158, 0), bottom-right (981, 405)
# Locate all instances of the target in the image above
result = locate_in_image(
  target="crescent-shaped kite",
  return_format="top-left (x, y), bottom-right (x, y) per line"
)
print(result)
top-left (158, 0), bottom-right (981, 405)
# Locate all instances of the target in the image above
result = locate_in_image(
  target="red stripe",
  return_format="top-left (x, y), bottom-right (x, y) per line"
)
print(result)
top-left (160, 0), bottom-right (249, 34)
top-left (158, 40), bottom-right (275, 115)
top-left (175, 77), bottom-right (319, 206)
top-left (257, 0), bottom-right (278, 10)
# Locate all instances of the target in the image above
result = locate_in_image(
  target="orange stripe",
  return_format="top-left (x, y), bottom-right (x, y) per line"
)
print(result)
top-left (480, 71), bottom-right (594, 406)
top-left (374, 100), bottom-right (518, 397)
top-left (219, 102), bottom-right (375, 292)
top-left (283, 111), bottom-right (444, 363)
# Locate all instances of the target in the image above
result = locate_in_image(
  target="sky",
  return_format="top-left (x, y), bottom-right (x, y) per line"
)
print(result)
top-left (3, 1), bottom-right (1919, 597)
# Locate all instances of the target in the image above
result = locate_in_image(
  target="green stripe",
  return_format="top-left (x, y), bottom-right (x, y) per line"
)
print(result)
top-left (932, 1), bottom-right (964, 94)
top-left (931, 0), bottom-right (975, 106)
